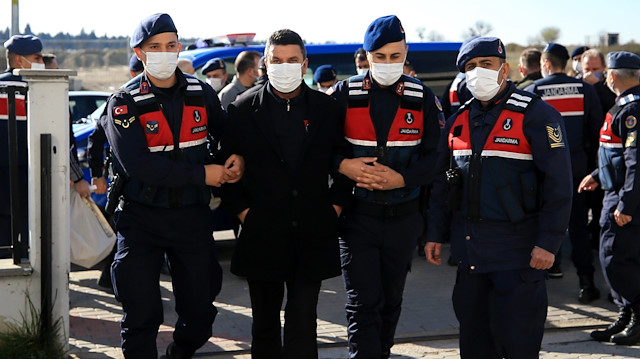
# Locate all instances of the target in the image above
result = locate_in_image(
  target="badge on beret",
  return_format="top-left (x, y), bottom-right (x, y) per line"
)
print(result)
top-left (625, 115), bottom-right (637, 129)
top-left (626, 130), bottom-right (637, 148)
top-left (546, 124), bottom-right (565, 149)
top-left (498, 40), bottom-right (504, 55)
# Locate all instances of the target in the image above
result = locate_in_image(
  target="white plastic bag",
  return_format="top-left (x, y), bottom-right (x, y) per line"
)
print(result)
top-left (69, 188), bottom-right (116, 268)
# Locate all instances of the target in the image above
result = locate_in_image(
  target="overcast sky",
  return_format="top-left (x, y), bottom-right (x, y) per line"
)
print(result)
top-left (3, 0), bottom-right (638, 46)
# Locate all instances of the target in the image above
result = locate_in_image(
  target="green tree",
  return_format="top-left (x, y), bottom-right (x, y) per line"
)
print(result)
top-left (540, 27), bottom-right (561, 43)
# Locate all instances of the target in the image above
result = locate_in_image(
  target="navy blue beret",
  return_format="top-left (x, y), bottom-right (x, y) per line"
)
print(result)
top-left (607, 51), bottom-right (640, 69)
top-left (202, 58), bottom-right (226, 75)
top-left (3, 35), bottom-right (43, 55)
top-left (543, 43), bottom-right (569, 61)
top-left (129, 54), bottom-right (143, 72)
top-left (456, 37), bottom-right (505, 72)
top-left (363, 15), bottom-right (405, 52)
top-left (130, 13), bottom-right (177, 48)
top-left (314, 64), bottom-right (337, 83)
top-left (570, 46), bottom-right (589, 59)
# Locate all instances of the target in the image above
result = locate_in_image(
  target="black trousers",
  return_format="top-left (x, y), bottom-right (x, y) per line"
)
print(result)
top-left (247, 273), bottom-right (321, 359)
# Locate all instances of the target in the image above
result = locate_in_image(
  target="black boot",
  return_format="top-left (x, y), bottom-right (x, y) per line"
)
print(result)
top-left (160, 342), bottom-right (195, 359)
top-left (611, 303), bottom-right (640, 345)
top-left (578, 274), bottom-right (600, 304)
top-left (591, 306), bottom-right (632, 341)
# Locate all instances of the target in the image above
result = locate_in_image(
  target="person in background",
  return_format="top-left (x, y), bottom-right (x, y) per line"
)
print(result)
top-left (202, 58), bottom-right (228, 93)
top-left (177, 56), bottom-right (195, 76)
top-left (313, 64), bottom-right (337, 93)
top-left (403, 58), bottom-right (416, 78)
top-left (571, 46), bottom-right (590, 78)
top-left (354, 47), bottom-right (369, 75)
top-left (579, 51), bottom-right (640, 346)
top-left (332, 15), bottom-right (443, 358)
top-left (525, 43), bottom-right (603, 304)
top-left (425, 36), bottom-right (573, 359)
top-left (42, 53), bottom-right (59, 69)
top-left (103, 13), bottom-right (243, 358)
top-left (255, 55), bottom-right (268, 86)
top-left (218, 50), bottom-right (261, 109)
top-left (515, 48), bottom-right (542, 90)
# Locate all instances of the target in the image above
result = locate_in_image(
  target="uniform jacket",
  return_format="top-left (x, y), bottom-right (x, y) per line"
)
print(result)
top-left (103, 71), bottom-right (227, 209)
top-left (221, 82), bottom-right (352, 281)
top-left (427, 82), bottom-right (573, 273)
top-left (332, 71), bottom-right (443, 209)
top-left (592, 85), bottom-right (640, 226)
top-left (525, 73), bottom-right (603, 177)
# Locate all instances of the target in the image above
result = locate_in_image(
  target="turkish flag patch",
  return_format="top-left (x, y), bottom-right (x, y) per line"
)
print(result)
top-left (113, 105), bottom-right (128, 116)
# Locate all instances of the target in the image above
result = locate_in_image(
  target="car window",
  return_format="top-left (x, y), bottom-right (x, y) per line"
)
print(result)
top-left (69, 96), bottom-right (108, 124)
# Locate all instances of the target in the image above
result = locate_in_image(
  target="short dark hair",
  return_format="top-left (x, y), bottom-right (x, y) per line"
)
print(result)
top-left (520, 48), bottom-right (541, 71)
top-left (265, 29), bottom-right (306, 59)
top-left (235, 50), bottom-right (261, 74)
top-left (354, 48), bottom-right (367, 61)
top-left (542, 51), bottom-right (567, 71)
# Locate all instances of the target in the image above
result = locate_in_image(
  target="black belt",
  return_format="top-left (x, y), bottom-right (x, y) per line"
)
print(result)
top-left (352, 199), bottom-right (420, 218)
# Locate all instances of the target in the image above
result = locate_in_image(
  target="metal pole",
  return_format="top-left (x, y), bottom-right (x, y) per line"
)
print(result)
top-left (7, 86), bottom-right (23, 264)
top-left (11, 0), bottom-right (19, 36)
top-left (40, 133), bottom-right (52, 334)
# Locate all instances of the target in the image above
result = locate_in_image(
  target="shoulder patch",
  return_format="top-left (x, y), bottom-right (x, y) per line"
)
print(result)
top-left (626, 130), bottom-right (637, 148)
top-left (114, 116), bottom-right (136, 129)
top-left (546, 123), bottom-right (566, 149)
top-left (625, 115), bottom-right (637, 129)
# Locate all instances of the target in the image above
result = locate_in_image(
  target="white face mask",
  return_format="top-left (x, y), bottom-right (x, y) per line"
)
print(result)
top-left (465, 64), bottom-right (504, 101)
top-left (141, 50), bottom-right (178, 80)
top-left (572, 61), bottom-right (582, 74)
top-left (21, 56), bottom-right (45, 70)
top-left (206, 77), bottom-right (224, 92)
top-left (370, 61), bottom-right (404, 86)
top-left (356, 67), bottom-right (368, 76)
top-left (267, 63), bottom-right (303, 93)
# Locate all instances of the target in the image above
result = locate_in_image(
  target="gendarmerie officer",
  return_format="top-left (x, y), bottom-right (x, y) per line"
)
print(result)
top-left (425, 37), bottom-right (573, 358)
top-left (0, 35), bottom-right (44, 255)
top-left (579, 51), bottom-right (640, 346)
top-left (525, 43), bottom-right (603, 303)
top-left (103, 13), bottom-right (243, 359)
top-left (331, 15), bottom-right (443, 359)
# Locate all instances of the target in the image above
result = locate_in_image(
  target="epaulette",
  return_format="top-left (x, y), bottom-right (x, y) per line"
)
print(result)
top-left (347, 74), bottom-right (424, 110)
top-left (503, 89), bottom-right (538, 113)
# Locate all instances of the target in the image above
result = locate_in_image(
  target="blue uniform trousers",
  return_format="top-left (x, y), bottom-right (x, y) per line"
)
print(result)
top-left (562, 179), bottom-right (595, 275)
top-left (600, 213), bottom-right (640, 306)
top-left (453, 267), bottom-right (547, 359)
top-left (247, 272), bottom-right (322, 359)
top-left (111, 202), bottom-right (222, 359)
top-left (340, 211), bottom-right (423, 358)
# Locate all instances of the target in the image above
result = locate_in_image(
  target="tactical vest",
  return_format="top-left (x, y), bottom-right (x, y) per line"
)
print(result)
top-left (344, 74), bottom-right (424, 205)
top-left (449, 90), bottom-right (540, 223)
top-left (448, 73), bottom-right (465, 114)
top-left (598, 93), bottom-right (640, 191)
top-left (120, 75), bottom-right (211, 208)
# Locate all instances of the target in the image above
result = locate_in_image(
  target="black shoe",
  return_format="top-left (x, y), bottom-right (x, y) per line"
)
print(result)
top-left (547, 263), bottom-right (563, 278)
top-left (160, 342), bottom-right (195, 359)
top-left (381, 349), bottom-right (391, 359)
top-left (578, 274), bottom-right (600, 304)
top-left (591, 306), bottom-right (632, 342)
top-left (611, 303), bottom-right (640, 345)
top-left (97, 269), bottom-right (113, 293)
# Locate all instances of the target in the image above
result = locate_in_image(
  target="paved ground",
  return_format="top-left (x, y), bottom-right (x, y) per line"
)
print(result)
top-left (68, 241), bottom-right (640, 358)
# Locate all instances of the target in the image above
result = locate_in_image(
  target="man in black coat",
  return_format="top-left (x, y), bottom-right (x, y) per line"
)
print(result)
top-left (221, 29), bottom-right (352, 359)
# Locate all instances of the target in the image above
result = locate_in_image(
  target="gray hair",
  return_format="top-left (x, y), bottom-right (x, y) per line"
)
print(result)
top-left (610, 68), bottom-right (640, 81)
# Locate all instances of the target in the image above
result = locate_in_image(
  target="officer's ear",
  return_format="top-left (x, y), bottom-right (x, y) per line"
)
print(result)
top-left (133, 48), bottom-right (143, 63)
top-left (501, 62), bottom-right (510, 81)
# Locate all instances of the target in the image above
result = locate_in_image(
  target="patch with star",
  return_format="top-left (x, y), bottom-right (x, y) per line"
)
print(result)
top-left (114, 116), bottom-right (136, 129)
top-left (546, 123), bottom-right (565, 149)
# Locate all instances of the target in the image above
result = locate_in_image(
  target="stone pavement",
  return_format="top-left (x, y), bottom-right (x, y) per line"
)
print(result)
top-left (68, 242), bottom-right (640, 358)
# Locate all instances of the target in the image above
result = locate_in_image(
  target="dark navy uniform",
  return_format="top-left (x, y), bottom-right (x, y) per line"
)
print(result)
top-left (332, 17), bottom-right (443, 356)
top-left (525, 70), bottom-right (603, 281)
top-left (0, 71), bottom-right (29, 252)
top-left (103, 14), bottom-right (226, 358)
top-left (428, 80), bottom-right (572, 358)
top-left (104, 70), bottom-right (225, 359)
